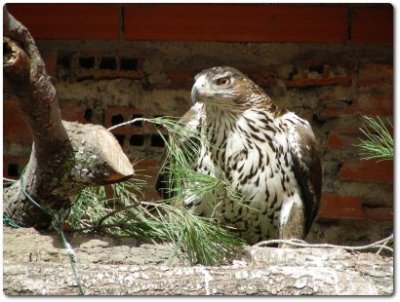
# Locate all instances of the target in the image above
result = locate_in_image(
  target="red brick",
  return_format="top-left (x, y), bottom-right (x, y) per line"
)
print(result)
top-left (335, 127), bottom-right (362, 136)
top-left (132, 158), bottom-right (165, 199)
top-left (319, 108), bottom-right (341, 119)
top-left (134, 159), bottom-right (161, 182)
top-left (39, 48), bottom-right (58, 77)
top-left (356, 93), bottom-right (393, 116)
top-left (320, 93), bottom-right (393, 118)
top-left (3, 155), bottom-right (29, 179)
top-left (363, 207), bottom-right (393, 221)
top-left (357, 63), bottom-right (393, 88)
top-left (4, 99), bottom-right (90, 144)
top-left (286, 76), bottom-right (352, 88)
top-left (7, 4), bottom-right (120, 40)
top-left (320, 107), bottom-right (363, 119)
top-left (3, 100), bottom-right (32, 143)
top-left (286, 65), bottom-right (352, 88)
top-left (4, 99), bottom-right (91, 143)
top-left (134, 159), bottom-right (161, 170)
top-left (340, 160), bottom-right (393, 184)
top-left (352, 6), bottom-right (393, 44)
top-left (327, 133), bottom-right (344, 149)
top-left (318, 193), bottom-right (366, 220)
top-left (358, 63), bottom-right (393, 80)
top-left (124, 4), bottom-right (348, 43)
top-left (327, 128), bottom-right (367, 151)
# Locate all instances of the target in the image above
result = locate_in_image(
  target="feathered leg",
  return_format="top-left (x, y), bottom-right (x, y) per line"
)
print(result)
top-left (279, 193), bottom-right (305, 248)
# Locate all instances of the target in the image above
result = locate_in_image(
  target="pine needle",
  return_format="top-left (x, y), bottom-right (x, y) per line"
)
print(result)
top-left (68, 186), bottom-right (111, 229)
top-left (67, 116), bottom-right (245, 266)
top-left (358, 115), bottom-right (393, 161)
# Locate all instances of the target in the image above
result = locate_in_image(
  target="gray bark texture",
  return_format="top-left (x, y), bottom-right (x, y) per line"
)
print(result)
top-left (3, 7), bottom-right (134, 228)
top-left (3, 227), bottom-right (393, 296)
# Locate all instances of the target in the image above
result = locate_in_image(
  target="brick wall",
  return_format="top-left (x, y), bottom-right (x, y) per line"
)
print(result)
top-left (4, 4), bottom-right (393, 233)
top-left (6, 4), bottom-right (393, 44)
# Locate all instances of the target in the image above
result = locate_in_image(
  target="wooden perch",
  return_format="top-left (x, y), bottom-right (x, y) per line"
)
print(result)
top-left (3, 228), bottom-right (393, 295)
top-left (3, 7), bottom-right (134, 228)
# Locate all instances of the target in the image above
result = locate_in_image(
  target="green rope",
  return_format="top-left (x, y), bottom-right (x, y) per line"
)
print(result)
top-left (50, 220), bottom-right (85, 295)
top-left (19, 173), bottom-right (85, 295)
top-left (3, 179), bottom-right (22, 228)
top-left (3, 212), bottom-right (23, 228)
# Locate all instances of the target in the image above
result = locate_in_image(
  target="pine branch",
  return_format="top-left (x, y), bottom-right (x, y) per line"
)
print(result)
top-left (66, 116), bottom-right (245, 266)
top-left (358, 115), bottom-right (393, 161)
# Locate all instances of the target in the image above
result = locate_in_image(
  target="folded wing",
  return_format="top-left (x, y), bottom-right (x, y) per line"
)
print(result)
top-left (288, 123), bottom-right (322, 235)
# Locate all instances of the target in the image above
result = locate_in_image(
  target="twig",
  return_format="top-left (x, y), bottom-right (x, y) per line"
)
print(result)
top-left (3, 177), bottom-right (17, 183)
top-left (96, 203), bottom-right (141, 228)
top-left (107, 118), bottom-right (153, 131)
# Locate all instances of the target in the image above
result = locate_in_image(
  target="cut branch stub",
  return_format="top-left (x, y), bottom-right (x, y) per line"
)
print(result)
top-left (3, 7), bottom-right (134, 228)
top-left (65, 121), bottom-right (134, 186)
top-left (4, 122), bottom-right (134, 228)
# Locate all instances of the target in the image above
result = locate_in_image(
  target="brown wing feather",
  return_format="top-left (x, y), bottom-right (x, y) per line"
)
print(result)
top-left (289, 124), bottom-right (322, 235)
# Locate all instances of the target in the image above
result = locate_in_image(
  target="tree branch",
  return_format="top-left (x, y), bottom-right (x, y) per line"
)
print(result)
top-left (3, 227), bottom-right (393, 295)
top-left (3, 7), bottom-right (134, 228)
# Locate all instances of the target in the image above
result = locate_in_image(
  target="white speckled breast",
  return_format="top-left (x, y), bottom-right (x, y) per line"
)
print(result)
top-left (186, 105), bottom-right (304, 244)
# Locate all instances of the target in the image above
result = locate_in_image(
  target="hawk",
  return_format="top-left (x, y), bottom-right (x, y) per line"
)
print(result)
top-left (157, 66), bottom-right (322, 245)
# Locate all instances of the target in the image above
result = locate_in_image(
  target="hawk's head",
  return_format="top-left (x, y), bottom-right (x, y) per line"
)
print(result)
top-left (191, 66), bottom-right (268, 110)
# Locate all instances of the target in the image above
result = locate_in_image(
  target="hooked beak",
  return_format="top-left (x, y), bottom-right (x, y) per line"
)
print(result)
top-left (191, 74), bottom-right (206, 103)
top-left (191, 85), bottom-right (200, 103)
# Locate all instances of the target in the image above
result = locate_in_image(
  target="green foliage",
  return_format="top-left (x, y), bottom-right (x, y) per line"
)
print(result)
top-left (67, 182), bottom-right (244, 266)
top-left (67, 116), bottom-right (245, 266)
top-left (358, 115), bottom-right (393, 161)
top-left (3, 116), bottom-right (244, 265)
top-left (68, 186), bottom-right (109, 229)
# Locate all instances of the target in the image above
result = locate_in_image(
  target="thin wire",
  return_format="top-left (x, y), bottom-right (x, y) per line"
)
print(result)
top-left (19, 172), bottom-right (85, 295)
top-left (51, 221), bottom-right (85, 295)
top-left (253, 235), bottom-right (393, 254)
top-left (376, 235), bottom-right (394, 255)
top-left (3, 212), bottom-right (23, 228)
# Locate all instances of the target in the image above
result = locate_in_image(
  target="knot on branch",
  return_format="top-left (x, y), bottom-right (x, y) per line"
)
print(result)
top-left (3, 36), bottom-right (30, 82)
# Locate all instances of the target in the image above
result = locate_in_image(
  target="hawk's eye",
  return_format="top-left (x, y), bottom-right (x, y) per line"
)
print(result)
top-left (215, 77), bottom-right (231, 86)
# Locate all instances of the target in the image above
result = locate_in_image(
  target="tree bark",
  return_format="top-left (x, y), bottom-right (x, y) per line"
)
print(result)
top-left (3, 227), bottom-right (393, 295)
top-left (3, 7), bottom-right (134, 228)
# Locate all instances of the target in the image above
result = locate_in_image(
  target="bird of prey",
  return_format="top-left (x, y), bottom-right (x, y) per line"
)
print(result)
top-left (157, 66), bottom-right (322, 245)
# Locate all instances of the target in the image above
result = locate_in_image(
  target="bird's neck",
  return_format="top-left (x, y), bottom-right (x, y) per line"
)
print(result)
top-left (202, 103), bottom-right (278, 149)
